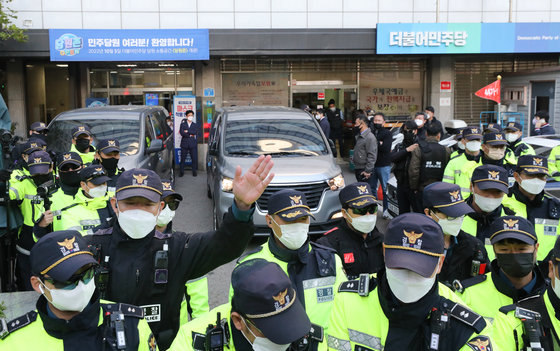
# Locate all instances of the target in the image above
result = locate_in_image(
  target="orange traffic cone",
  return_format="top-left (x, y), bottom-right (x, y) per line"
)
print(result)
top-left (377, 185), bottom-right (383, 201)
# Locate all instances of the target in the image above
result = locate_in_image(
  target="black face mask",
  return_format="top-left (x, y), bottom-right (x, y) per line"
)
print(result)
top-left (496, 252), bottom-right (535, 278)
top-left (403, 130), bottom-right (416, 144)
top-left (100, 157), bottom-right (119, 173)
top-left (59, 170), bottom-right (81, 187)
top-left (373, 123), bottom-right (383, 130)
top-left (75, 139), bottom-right (90, 153)
top-left (32, 173), bottom-right (53, 187)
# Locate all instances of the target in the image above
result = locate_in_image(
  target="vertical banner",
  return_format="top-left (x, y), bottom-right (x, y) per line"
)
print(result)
top-left (173, 95), bottom-right (197, 165)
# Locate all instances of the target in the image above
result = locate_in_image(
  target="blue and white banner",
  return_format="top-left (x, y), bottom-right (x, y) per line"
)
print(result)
top-left (49, 29), bottom-right (209, 61)
top-left (173, 95), bottom-right (197, 165)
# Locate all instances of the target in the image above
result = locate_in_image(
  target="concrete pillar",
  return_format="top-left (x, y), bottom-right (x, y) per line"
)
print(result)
top-left (428, 56), bottom-right (455, 125)
top-left (6, 61), bottom-right (27, 137)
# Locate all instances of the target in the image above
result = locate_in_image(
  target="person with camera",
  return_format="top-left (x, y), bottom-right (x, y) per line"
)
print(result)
top-left (8, 150), bottom-right (55, 291)
top-left (0, 230), bottom-right (156, 350)
top-left (169, 258), bottom-right (312, 351)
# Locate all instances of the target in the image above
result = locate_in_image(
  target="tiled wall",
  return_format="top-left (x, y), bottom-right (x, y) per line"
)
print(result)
top-left (9, 0), bottom-right (560, 30)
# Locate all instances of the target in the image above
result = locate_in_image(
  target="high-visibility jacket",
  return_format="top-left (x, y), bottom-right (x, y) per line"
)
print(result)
top-left (456, 155), bottom-right (515, 199)
top-left (179, 276), bottom-right (210, 325)
top-left (70, 144), bottom-right (95, 164)
top-left (442, 152), bottom-right (480, 187)
top-left (548, 145), bottom-right (560, 181)
top-left (505, 140), bottom-right (535, 166)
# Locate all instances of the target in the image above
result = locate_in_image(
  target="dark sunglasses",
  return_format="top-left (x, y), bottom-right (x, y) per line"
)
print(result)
top-left (166, 200), bottom-right (180, 211)
top-left (351, 204), bottom-right (378, 216)
top-left (43, 267), bottom-right (95, 290)
top-left (59, 164), bottom-right (81, 172)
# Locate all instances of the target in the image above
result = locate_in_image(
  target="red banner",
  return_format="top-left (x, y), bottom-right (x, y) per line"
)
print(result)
top-left (474, 79), bottom-right (501, 104)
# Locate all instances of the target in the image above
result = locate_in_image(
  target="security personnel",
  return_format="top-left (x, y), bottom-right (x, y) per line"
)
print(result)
top-left (504, 122), bottom-right (535, 168)
top-left (10, 140), bottom-right (46, 182)
top-left (423, 182), bottom-right (490, 287)
top-left (326, 98), bottom-right (344, 157)
top-left (461, 165), bottom-right (516, 261)
top-left (94, 139), bottom-right (124, 196)
top-left (408, 123), bottom-right (451, 212)
top-left (236, 189), bottom-right (346, 337)
top-left (443, 126), bottom-right (482, 191)
top-left (28, 121), bottom-right (48, 143)
top-left (390, 120), bottom-right (419, 214)
top-left (493, 236), bottom-right (560, 350)
top-left (324, 213), bottom-right (496, 351)
top-left (484, 123), bottom-right (503, 134)
top-left (548, 144), bottom-right (560, 181)
top-left (51, 152), bottom-right (83, 207)
top-left (0, 230), bottom-right (156, 350)
top-left (70, 125), bottom-right (96, 164)
top-left (424, 105), bottom-right (443, 135)
top-left (503, 155), bottom-right (560, 262)
top-left (317, 182), bottom-right (384, 279)
top-left (9, 150), bottom-right (55, 291)
top-left (457, 216), bottom-right (547, 323)
top-left (85, 155), bottom-right (274, 350)
top-left (179, 110), bottom-right (200, 177)
top-left (169, 259), bottom-right (312, 351)
top-left (154, 180), bottom-right (209, 324)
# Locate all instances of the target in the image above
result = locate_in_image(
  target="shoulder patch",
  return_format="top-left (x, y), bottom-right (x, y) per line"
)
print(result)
top-left (236, 245), bottom-right (264, 264)
top-left (92, 227), bottom-right (113, 236)
top-left (547, 196), bottom-right (560, 219)
top-left (449, 303), bottom-right (486, 333)
top-left (460, 274), bottom-right (487, 290)
top-left (338, 274), bottom-right (377, 296)
top-left (148, 333), bottom-right (157, 351)
top-left (466, 335), bottom-right (493, 351)
top-left (3, 311), bottom-right (38, 338)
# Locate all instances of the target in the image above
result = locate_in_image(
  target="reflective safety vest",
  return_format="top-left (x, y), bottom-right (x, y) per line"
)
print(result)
top-left (235, 240), bottom-right (346, 332)
top-left (549, 145), bottom-right (560, 182)
top-left (8, 176), bottom-right (45, 228)
top-left (53, 189), bottom-right (112, 235)
top-left (442, 152), bottom-right (479, 186)
top-left (505, 141), bottom-right (535, 166)
top-left (70, 144), bottom-right (95, 164)
top-left (49, 187), bottom-right (77, 214)
top-left (179, 275), bottom-right (210, 326)
top-left (503, 192), bottom-right (560, 261)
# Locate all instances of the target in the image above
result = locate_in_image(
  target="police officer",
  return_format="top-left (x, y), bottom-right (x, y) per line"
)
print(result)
top-left (9, 150), bottom-right (55, 290)
top-left (325, 99), bottom-right (344, 157)
top-left (493, 235), bottom-right (560, 350)
top-left (70, 125), bottom-right (96, 164)
top-left (457, 216), bottom-right (547, 323)
top-left (504, 122), bottom-right (535, 168)
top-left (94, 139), bottom-right (123, 196)
top-left (423, 182), bottom-right (489, 287)
top-left (461, 165), bottom-right (516, 261)
top-left (443, 126), bottom-right (482, 192)
top-left (484, 123), bottom-right (503, 134)
top-left (169, 259), bottom-right (312, 351)
top-left (28, 121), bottom-right (48, 143)
top-left (503, 155), bottom-right (560, 262)
top-left (154, 180), bottom-right (209, 324)
top-left (548, 144), bottom-right (560, 181)
top-left (390, 120), bottom-right (419, 214)
top-left (179, 110), bottom-right (200, 177)
top-left (85, 155), bottom-right (274, 350)
top-left (9, 139), bottom-right (46, 182)
top-left (317, 182), bottom-right (384, 279)
top-left (0, 230), bottom-right (155, 350)
top-left (325, 213), bottom-right (496, 350)
top-left (236, 189), bottom-right (345, 338)
top-left (408, 123), bottom-right (451, 212)
top-left (52, 152), bottom-right (83, 205)
top-left (533, 110), bottom-right (556, 135)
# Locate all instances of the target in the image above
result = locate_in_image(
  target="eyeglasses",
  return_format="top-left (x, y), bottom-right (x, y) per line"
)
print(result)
top-left (43, 267), bottom-right (95, 290)
top-left (166, 200), bottom-right (180, 211)
top-left (351, 204), bottom-right (378, 216)
top-left (59, 164), bottom-right (81, 172)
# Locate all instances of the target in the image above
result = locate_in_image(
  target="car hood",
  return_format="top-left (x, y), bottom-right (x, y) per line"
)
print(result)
top-left (221, 155), bottom-right (341, 183)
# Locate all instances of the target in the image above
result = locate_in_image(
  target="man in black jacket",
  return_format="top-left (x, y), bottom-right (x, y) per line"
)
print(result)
top-left (370, 112), bottom-right (393, 219)
top-left (390, 120), bottom-right (418, 214)
top-left (325, 99), bottom-right (344, 157)
top-left (425, 105), bottom-right (443, 136)
top-left (85, 155), bottom-right (274, 350)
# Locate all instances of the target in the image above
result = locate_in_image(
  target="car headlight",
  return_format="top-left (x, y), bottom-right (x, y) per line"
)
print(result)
top-left (329, 174), bottom-right (345, 190)
top-left (330, 211), bottom-right (343, 219)
top-left (221, 177), bottom-right (233, 193)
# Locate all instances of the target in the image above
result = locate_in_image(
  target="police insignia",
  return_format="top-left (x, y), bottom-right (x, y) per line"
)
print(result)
top-left (508, 122), bottom-right (514, 127)
top-left (30, 143), bottom-right (37, 148)
top-left (403, 230), bottom-right (423, 244)
top-left (148, 333), bottom-right (157, 351)
top-left (162, 182), bottom-right (172, 191)
top-left (57, 236), bottom-right (80, 256)
top-left (289, 195), bottom-right (301, 205)
top-left (63, 154), bottom-right (71, 160)
top-left (95, 167), bottom-right (103, 172)
top-left (488, 171), bottom-right (499, 179)
top-left (471, 128), bottom-right (478, 133)
top-left (357, 185), bottom-right (368, 194)
top-left (34, 157), bottom-right (42, 164)
top-left (133, 174), bottom-right (148, 185)
top-left (503, 218), bottom-right (519, 229)
top-left (534, 158), bottom-right (543, 166)
top-left (449, 190), bottom-right (460, 202)
top-left (108, 140), bottom-right (116, 146)
top-left (466, 336), bottom-right (492, 351)
top-left (78, 126), bottom-right (85, 131)
top-left (282, 210), bottom-right (302, 219)
top-left (495, 134), bottom-right (503, 140)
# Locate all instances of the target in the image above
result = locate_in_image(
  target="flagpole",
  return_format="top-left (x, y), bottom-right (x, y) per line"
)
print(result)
top-left (497, 75), bottom-right (502, 126)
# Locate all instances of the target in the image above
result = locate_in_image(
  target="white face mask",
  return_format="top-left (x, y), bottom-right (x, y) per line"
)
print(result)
top-left (533, 117), bottom-right (539, 125)
top-left (86, 184), bottom-right (107, 198)
top-left (433, 212), bottom-right (464, 237)
top-left (345, 210), bottom-right (377, 233)
top-left (187, 116), bottom-right (193, 122)
top-left (272, 218), bottom-right (309, 250)
top-left (315, 114), bottom-right (321, 120)
top-left (473, 193), bottom-right (503, 213)
top-left (330, 107), bottom-right (336, 112)
top-left (520, 178), bottom-right (546, 195)
top-left (385, 268), bottom-right (435, 304)
top-left (466, 140), bottom-right (481, 152)
top-left (40, 278), bottom-right (95, 312)
top-left (414, 119), bottom-right (424, 127)
top-left (241, 318), bottom-right (290, 351)
top-left (457, 141), bottom-right (465, 150)
top-left (117, 206), bottom-right (159, 239)
top-left (505, 133), bottom-right (519, 143)
top-left (486, 147), bottom-right (505, 160)
top-left (157, 205), bottom-right (176, 227)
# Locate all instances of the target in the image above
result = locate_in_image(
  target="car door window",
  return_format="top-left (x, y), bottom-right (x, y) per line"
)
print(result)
top-left (150, 114), bottom-right (163, 140)
top-left (145, 116), bottom-right (155, 148)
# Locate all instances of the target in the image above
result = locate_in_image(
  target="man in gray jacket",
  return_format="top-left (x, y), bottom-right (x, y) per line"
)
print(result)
top-left (353, 114), bottom-right (378, 183)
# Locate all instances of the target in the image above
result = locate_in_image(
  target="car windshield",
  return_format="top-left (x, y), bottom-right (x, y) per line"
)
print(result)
top-left (224, 119), bottom-right (328, 157)
top-left (47, 118), bottom-right (140, 155)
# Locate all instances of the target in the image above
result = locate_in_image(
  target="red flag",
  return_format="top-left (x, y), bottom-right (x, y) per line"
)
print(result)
top-left (475, 79), bottom-right (501, 104)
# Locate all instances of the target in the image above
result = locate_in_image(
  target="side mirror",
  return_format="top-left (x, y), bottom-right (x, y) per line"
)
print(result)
top-left (209, 141), bottom-right (218, 156)
top-left (146, 139), bottom-right (164, 154)
top-left (329, 139), bottom-right (337, 157)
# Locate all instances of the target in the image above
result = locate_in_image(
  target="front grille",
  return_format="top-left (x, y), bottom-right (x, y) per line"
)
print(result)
top-left (257, 182), bottom-right (329, 211)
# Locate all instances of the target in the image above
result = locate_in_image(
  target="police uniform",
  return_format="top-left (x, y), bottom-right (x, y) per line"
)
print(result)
top-left (443, 127), bottom-right (482, 193)
top-left (236, 189), bottom-right (346, 338)
top-left (70, 125), bottom-right (96, 165)
top-left (179, 116), bottom-right (200, 177)
top-left (94, 139), bottom-right (124, 197)
top-left (317, 182), bottom-right (384, 279)
top-left (422, 182), bottom-right (490, 287)
top-left (503, 155), bottom-right (560, 262)
top-left (10, 140), bottom-right (46, 181)
top-left (504, 122), bottom-right (536, 169)
top-left (548, 145), bottom-right (560, 181)
top-left (460, 165), bottom-right (516, 261)
top-left (170, 259), bottom-right (313, 351)
top-left (484, 123), bottom-right (503, 134)
top-left (52, 152), bottom-right (83, 206)
top-left (85, 168), bottom-right (256, 350)
top-left (324, 213), bottom-right (496, 351)
top-left (0, 230), bottom-right (156, 351)
top-left (457, 216), bottom-right (547, 324)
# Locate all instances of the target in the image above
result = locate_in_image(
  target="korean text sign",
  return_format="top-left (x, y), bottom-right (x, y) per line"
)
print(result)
top-left (173, 95), bottom-right (197, 165)
top-left (49, 29), bottom-right (209, 61)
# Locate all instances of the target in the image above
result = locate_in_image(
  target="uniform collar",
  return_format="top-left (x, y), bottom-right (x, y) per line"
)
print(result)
top-left (267, 232), bottom-right (309, 263)
top-left (490, 260), bottom-right (546, 301)
top-left (511, 182), bottom-right (544, 206)
top-left (340, 219), bottom-right (382, 243)
top-left (481, 153), bottom-right (504, 166)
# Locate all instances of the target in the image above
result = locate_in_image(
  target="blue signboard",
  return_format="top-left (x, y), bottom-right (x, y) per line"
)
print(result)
top-left (85, 97), bottom-right (108, 107)
top-left (377, 23), bottom-right (560, 54)
top-left (145, 93), bottom-right (159, 106)
top-left (49, 29), bottom-right (209, 61)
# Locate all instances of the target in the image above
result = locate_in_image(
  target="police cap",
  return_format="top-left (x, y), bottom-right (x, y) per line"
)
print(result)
top-left (97, 139), bottom-right (120, 154)
top-left (268, 189), bottom-right (314, 221)
top-left (462, 126), bottom-right (482, 141)
top-left (161, 180), bottom-right (183, 201)
top-left (423, 182), bottom-right (473, 218)
top-left (28, 150), bottom-right (52, 175)
top-left (116, 168), bottom-right (163, 203)
top-left (30, 121), bottom-right (48, 132)
top-left (22, 139), bottom-right (47, 155)
top-left (79, 164), bottom-right (111, 185)
top-left (489, 216), bottom-right (537, 245)
top-left (71, 125), bottom-right (92, 138)
top-left (57, 152), bottom-right (82, 169)
top-left (339, 182), bottom-right (377, 208)
top-left (484, 123), bottom-right (503, 133)
top-left (483, 132), bottom-right (507, 146)
top-left (471, 164), bottom-right (509, 194)
top-left (516, 155), bottom-right (549, 176)
top-left (504, 121), bottom-right (523, 132)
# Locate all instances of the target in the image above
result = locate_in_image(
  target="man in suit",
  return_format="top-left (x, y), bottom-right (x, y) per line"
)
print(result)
top-left (179, 110), bottom-right (200, 177)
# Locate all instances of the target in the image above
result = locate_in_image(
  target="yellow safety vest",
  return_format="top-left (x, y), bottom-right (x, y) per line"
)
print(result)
top-left (179, 276), bottom-right (210, 325)
top-left (70, 144), bottom-right (95, 164)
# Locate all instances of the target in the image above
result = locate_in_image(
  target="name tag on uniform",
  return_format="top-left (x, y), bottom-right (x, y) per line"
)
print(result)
top-left (108, 187), bottom-right (116, 194)
top-left (303, 277), bottom-right (336, 304)
top-left (141, 304), bottom-right (161, 322)
top-left (316, 287), bottom-right (334, 303)
top-left (536, 218), bottom-right (559, 236)
top-left (508, 177), bottom-right (516, 188)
